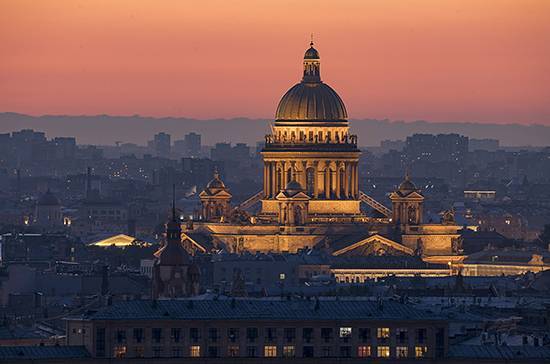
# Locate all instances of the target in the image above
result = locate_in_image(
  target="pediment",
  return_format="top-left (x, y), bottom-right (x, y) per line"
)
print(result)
top-left (199, 189), bottom-right (232, 199)
top-left (332, 234), bottom-right (414, 257)
top-left (389, 191), bottom-right (424, 200)
top-left (275, 190), bottom-right (310, 200)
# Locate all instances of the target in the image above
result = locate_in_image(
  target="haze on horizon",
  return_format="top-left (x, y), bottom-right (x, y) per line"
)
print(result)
top-left (1, 0), bottom-right (549, 125)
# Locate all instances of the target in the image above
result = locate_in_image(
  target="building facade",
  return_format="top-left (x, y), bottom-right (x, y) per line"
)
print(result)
top-left (66, 299), bottom-right (448, 360)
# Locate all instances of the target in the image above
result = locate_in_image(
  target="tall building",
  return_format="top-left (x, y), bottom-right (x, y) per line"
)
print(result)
top-left (184, 132), bottom-right (201, 157)
top-left (149, 132), bottom-right (171, 158)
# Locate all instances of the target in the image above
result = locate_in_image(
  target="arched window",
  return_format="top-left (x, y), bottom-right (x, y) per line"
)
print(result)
top-left (306, 168), bottom-right (315, 196)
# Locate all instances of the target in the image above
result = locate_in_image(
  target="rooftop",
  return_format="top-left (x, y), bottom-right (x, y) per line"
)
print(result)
top-left (75, 298), bottom-right (444, 322)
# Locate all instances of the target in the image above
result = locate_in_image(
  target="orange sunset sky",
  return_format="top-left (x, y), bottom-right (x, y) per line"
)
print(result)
top-left (1, 0), bottom-right (549, 124)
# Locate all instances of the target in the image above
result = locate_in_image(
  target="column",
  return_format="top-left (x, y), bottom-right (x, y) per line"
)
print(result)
top-left (335, 161), bottom-right (341, 199)
top-left (324, 166), bottom-right (330, 199)
top-left (349, 162), bottom-right (357, 199)
top-left (263, 163), bottom-right (267, 196)
top-left (313, 163), bottom-right (319, 199)
top-left (344, 162), bottom-right (350, 198)
top-left (354, 162), bottom-right (359, 198)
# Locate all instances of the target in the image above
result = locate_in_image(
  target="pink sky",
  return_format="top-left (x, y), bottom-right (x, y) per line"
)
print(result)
top-left (1, 0), bottom-right (549, 124)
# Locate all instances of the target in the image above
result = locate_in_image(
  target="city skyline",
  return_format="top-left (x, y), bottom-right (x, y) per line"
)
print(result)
top-left (1, 0), bottom-right (550, 125)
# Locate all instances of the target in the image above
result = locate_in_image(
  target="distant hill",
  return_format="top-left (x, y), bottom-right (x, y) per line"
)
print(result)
top-left (1, 112), bottom-right (549, 147)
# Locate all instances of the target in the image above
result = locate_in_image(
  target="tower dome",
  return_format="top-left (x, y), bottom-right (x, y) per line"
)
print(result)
top-left (275, 42), bottom-right (348, 123)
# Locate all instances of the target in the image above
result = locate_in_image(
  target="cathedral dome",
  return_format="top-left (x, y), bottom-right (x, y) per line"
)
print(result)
top-left (275, 82), bottom-right (348, 122)
top-left (275, 42), bottom-right (347, 123)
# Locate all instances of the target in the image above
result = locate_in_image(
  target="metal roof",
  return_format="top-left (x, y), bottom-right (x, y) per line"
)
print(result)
top-left (78, 299), bottom-right (444, 322)
top-left (0, 346), bottom-right (89, 360)
top-left (449, 344), bottom-right (550, 360)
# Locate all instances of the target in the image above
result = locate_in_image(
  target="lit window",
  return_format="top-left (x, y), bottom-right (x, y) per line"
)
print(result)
top-left (264, 345), bottom-right (277, 357)
top-left (358, 345), bottom-right (371, 357)
top-left (339, 327), bottom-right (352, 338)
top-left (377, 346), bottom-right (390, 358)
top-left (377, 327), bottom-right (390, 339)
top-left (228, 346), bottom-right (239, 357)
top-left (283, 345), bottom-right (295, 358)
top-left (415, 346), bottom-right (428, 358)
top-left (113, 345), bottom-right (127, 358)
top-left (190, 345), bottom-right (201, 357)
top-left (279, 273), bottom-right (286, 280)
top-left (396, 346), bottom-right (408, 358)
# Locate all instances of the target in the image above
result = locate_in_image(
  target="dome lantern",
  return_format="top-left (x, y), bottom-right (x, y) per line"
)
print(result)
top-left (274, 41), bottom-right (347, 123)
top-left (303, 41), bottom-right (321, 83)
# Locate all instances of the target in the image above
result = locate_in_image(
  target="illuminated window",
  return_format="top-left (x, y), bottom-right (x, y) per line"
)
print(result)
top-left (396, 346), bottom-right (408, 358)
top-left (377, 346), bottom-right (390, 358)
top-left (279, 273), bottom-right (286, 280)
top-left (228, 345), bottom-right (239, 357)
top-left (377, 328), bottom-right (390, 339)
top-left (190, 345), bottom-right (201, 357)
top-left (415, 346), bottom-right (428, 358)
top-left (339, 327), bottom-right (352, 338)
top-left (283, 345), bottom-right (295, 358)
top-left (113, 345), bottom-right (127, 358)
top-left (264, 345), bottom-right (277, 357)
top-left (358, 345), bottom-right (371, 357)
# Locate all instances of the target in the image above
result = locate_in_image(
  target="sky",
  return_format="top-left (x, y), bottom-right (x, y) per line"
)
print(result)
top-left (1, 0), bottom-right (549, 125)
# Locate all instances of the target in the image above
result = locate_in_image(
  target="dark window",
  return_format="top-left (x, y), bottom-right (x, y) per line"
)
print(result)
top-left (321, 328), bottom-right (333, 343)
top-left (303, 328), bottom-right (314, 343)
top-left (284, 328), bottom-right (296, 343)
top-left (436, 328), bottom-right (445, 358)
top-left (171, 328), bottom-right (181, 343)
top-left (116, 329), bottom-right (126, 344)
top-left (171, 347), bottom-right (182, 357)
top-left (133, 328), bottom-right (143, 343)
top-left (340, 346), bottom-right (351, 357)
top-left (417, 328), bottom-right (427, 344)
top-left (190, 328), bottom-right (200, 343)
top-left (208, 328), bottom-right (218, 342)
top-left (153, 346), bottom-right (162, 357)
top-left (208, 346), bottom-right (218, 357)
top-left (397, 328), bottom-right (408, 344)
top-left (247, 328), bottom-right (258, 343)
top-left (359, 328), bottom-right (370, 343)
top-left (303, 346), bottom-right (314, 357)
top-left (265, 327), bottom-right (276, 342)
top-left (95, 328), bottom-right (105, 357)
top-left (228, 328), bottom-right (239, 343)
top-left (322, 346), bottom-right (331, 357)
top-left (152, 328), bottom-right (162, 343)
top-left (247, 346), bottom-right (256, 357)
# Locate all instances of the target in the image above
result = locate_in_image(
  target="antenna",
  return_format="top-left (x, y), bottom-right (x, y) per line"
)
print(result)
top-left (172, 183), bottom-right (176, 221)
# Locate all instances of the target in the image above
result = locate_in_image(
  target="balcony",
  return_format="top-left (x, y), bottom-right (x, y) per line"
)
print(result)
top-left (264, 133), bottom-right (358, 150)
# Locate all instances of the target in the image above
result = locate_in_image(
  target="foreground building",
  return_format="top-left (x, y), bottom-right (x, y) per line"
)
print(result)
top-left (66, 298), bottom-right (447, 360)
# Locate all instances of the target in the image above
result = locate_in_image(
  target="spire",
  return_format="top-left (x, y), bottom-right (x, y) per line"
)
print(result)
top-left (213, 166), bottom-right (220, 180)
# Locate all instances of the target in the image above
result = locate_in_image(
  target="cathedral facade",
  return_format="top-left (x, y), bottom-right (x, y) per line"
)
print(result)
top-left (185, 42), bottom-right (463, 265)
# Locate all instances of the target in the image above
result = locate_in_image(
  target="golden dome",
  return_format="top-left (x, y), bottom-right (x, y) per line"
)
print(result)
top-left (275, 42), bottom-right (347, 123)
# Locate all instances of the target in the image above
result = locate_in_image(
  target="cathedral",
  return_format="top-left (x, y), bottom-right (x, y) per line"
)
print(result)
top-left (178, 42), bottom-right (464, 266)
